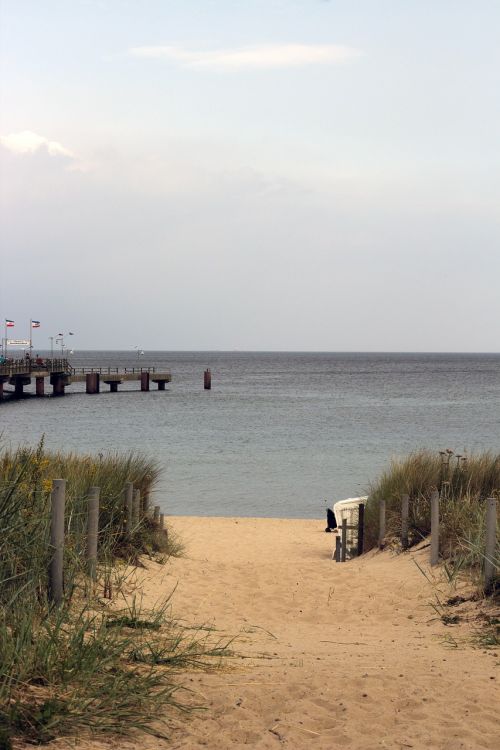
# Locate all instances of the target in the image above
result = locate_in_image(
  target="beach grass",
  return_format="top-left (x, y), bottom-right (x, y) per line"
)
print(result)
top-left (0, 441), bottom-right (227, 747)
top-left (364, 449), bottom-right (500, 586)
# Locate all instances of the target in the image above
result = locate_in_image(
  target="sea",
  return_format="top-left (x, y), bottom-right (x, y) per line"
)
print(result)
top-left (1, 352), bottom-right (499, 518)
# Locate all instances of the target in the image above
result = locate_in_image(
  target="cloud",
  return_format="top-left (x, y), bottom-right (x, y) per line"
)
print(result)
top-left (0, 131), bottom-right (75, 159)
top-left (129, 43), bottom-right (362, 70)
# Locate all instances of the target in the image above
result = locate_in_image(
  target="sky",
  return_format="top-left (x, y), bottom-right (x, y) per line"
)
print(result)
top-left (0, 0), bottom-right (499, 352)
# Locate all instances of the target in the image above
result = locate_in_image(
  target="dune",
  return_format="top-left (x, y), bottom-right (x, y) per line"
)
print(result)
top-left (125, 516), bottom-right (499, 750)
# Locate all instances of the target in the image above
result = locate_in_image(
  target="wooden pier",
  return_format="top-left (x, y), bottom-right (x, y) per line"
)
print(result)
top-left (0, 359), bottom-right (171, 400)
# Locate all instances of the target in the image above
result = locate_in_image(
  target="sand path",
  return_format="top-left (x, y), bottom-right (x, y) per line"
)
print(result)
top-left (131, 517), bottom-right (499, 750)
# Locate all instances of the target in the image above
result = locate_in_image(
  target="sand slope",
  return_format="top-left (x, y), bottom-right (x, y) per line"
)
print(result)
top-left (130, 517), bottom-right (498, 750)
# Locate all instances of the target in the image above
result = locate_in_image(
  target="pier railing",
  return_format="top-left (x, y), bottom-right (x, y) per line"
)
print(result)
top-left (0, 361), bottom-right (165, 378)
top-left (70, 366), bottom-right (159, 375)
top-left (0, 358), bottom-right (72, 377)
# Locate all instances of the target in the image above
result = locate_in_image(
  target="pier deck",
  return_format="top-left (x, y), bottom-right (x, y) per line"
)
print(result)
top-left (0, 359), bottom-right (171, 399)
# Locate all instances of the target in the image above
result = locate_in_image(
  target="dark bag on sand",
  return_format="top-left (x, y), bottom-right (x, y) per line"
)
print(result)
top-left (325, 507), bottom-right (337, 532)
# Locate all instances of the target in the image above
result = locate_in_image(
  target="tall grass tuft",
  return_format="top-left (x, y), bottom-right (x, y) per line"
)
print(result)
top-left (0, 442), bottom-right (227, 746)
top-left (364, 450), bottom-right (500, 579)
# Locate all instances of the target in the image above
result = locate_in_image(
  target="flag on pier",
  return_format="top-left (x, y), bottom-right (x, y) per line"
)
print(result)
top-left (31, 320), bottom-right (41, 328)
top-left (5, 320), bottom-right (14, 327)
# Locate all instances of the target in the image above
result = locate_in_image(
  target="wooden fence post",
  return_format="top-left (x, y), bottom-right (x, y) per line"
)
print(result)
top-left (133, 489), bottom-right (141, 525)
top-left (143, 489), bottom-right (150, 515)
top-left (401, 494), bottom-right (409, 550)
top-left (334, 536), bottom-right (341, 562)
top-left (379, 499), bottom-right (386, 549)
top-left (357, 503), bottom-right (365, 557)
top-left (153, 505), bottom-right (160, 523)
top-left (49, 479), bottom-right (66, 605)
top-left (87, 486), bottom-right (100, 580)
top-left (341, 518), bottom-right (347, 563)
top-left (124, 482), bottom-right (133, 533)
top-left (484, 497), bottom-right (497, 593)
top-left (160, 513), bottom-right (165, 530)
top-left (430, 489), bottom-right (440, 566)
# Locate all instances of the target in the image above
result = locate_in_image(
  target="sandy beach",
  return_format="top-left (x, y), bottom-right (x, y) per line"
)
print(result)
top-left (114, 516), bottom-right (499, 750)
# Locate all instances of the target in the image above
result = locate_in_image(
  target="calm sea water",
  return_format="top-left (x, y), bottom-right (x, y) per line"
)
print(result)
top-left (1, 352), bottom-right (499, 518)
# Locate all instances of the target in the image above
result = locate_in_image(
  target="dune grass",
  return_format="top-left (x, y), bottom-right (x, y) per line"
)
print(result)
top-left (364, 449), bottom-right (500, 587)
top-left (0, 442), bottom-right (228, 747)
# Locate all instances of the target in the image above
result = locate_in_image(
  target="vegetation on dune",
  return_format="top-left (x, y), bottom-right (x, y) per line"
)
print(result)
top-left (0, 442), bottom-right (228, 747)
top-left (365, 449), bottom-right (500, 585)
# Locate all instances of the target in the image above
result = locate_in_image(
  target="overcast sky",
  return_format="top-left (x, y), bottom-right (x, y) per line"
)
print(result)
top-left (1, 0), bottom-right (499, 351)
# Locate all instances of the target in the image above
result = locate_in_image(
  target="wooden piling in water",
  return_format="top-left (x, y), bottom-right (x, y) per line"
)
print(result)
top-left (51, 374), bottom-right (66, 396)
top-left (204, 368), bottom-right (211, 390)
top-left (86, 486), bottom-right (100, 580)
top-left (140, 372), bottom-right (150, 391)
top-left (49, 479), bottom-right (66, 605)
top-left (86, 372), bottom-right (100, 394)
top-left (36, 376), bottom-right (44, 397)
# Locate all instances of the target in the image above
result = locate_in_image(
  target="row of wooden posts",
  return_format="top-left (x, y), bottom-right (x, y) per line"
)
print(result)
top-left (49, 479), bottom-right (165, 605)
top-left (378, 491), bottom-right (497, 590)
top-left (334, 493), bottom-right (498, 591)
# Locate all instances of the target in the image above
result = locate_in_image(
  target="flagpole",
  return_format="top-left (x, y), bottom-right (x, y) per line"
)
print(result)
top-left (29, 319), bottom-right (32, 356)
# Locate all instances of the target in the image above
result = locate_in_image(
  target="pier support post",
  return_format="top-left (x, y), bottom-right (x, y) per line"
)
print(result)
top-left (14, 378), bottom-right (27, 398)
top-left (86, 373), bottom-right (100, 394)
top-left (49, 479), bottom-right (66, 605)
top-left (36, 377), bottom-right (45, 397)
top-left (109, 381), bottom-right (118, 393)
top-left (204, 368), bottom-right (211, 390)
top-left (140, 372), bottom-right (149, 391)
top-left (158, 380), bottom-right (165, 390)
top-left (51, 375), bottom-right (66, 396)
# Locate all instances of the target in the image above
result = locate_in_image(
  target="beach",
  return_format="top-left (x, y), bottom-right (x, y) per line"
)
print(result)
top-left (115, 516), bottom-right (499, 750)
